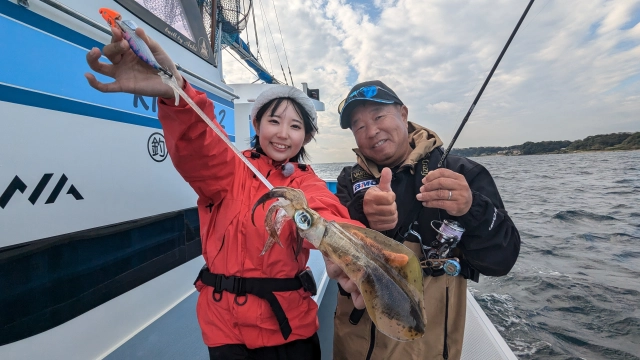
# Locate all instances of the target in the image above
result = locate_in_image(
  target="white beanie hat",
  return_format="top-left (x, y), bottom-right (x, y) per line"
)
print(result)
top-left (250, 85), bottom-right (318, 141)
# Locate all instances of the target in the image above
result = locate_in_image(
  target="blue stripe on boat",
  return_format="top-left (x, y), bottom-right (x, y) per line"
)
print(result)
top-left (0, 1), bottom-right (235, 137)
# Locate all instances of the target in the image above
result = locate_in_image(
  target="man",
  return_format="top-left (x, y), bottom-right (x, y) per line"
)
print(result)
top-left (325, 80), bottom-right (520, 360)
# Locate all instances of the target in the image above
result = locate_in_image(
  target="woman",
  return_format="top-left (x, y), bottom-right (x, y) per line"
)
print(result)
top-left (85, 25), bottom-right (360, 359)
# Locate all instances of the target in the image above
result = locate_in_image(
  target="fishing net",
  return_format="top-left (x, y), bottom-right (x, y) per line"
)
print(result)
top-left (197, 0), bottom-right (216, 48)
top-left (198, 0), bottom-right (252, 49)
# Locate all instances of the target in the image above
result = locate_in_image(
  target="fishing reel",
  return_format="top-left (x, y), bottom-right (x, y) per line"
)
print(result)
top-left (416, 220), bottom-right (465, 276)
top-left (427, 220), bottom-right (464, 258)
top-left (420, 258), bottom-right (462, 277)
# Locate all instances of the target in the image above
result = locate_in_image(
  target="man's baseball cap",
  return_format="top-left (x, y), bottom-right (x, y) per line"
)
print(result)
top-left (338, 80), bottom-right (404, 129)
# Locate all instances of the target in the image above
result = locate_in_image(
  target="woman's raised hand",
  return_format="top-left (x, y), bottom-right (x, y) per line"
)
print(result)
top-left (85, 26), bottom-right (183, 99)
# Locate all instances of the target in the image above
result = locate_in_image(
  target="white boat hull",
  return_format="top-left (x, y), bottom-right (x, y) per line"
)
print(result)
top-left (0, 0), bottom-right (233, 357)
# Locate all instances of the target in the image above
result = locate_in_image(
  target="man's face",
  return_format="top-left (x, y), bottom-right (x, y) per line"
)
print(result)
top-left (349, 102), bottom-right (411, 167)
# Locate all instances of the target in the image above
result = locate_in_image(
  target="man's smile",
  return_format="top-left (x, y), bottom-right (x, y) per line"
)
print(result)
top-left (373, 139), bottom-right (388, 148)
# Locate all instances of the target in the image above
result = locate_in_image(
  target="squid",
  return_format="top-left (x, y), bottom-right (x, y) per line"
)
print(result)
top-left (252, 187), bottom-right (426, 341)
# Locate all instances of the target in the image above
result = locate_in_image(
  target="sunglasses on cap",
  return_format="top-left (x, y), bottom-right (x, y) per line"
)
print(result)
top-left (337, 85), bottom-right (399, 114)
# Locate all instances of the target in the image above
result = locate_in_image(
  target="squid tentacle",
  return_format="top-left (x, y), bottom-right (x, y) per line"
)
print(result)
top-left (260, 203), bottom-right (289, 255)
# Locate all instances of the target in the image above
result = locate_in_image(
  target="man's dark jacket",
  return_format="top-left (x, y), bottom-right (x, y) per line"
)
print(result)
top-left (332, 122), bottom-right (520, 360)
top-left (336, 124), bottom-right (520, 281)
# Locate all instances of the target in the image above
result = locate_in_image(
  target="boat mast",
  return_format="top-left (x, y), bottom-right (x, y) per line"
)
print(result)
top-left (212, 0), bottom-right (284, 84)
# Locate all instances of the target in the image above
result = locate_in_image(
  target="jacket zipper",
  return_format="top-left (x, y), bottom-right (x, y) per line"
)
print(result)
top-left (443, 286), bottom-right (449, 359)
top-left (365, 322), bottom-right (376, 360)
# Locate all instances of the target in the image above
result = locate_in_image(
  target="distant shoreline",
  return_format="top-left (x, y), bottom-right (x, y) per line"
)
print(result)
top-left (312, 148), bottom-right (640, 167)
top-left (466, 148), bottom-right (640, 158)
top-left (451, 132), bottom-right (640, 158)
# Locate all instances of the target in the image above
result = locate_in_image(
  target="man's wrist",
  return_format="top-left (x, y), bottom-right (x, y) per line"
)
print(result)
top-left (457, 191), bottom-right (498, 236)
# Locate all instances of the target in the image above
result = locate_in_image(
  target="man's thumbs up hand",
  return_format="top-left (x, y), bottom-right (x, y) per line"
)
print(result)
top-left (378, 167), bottom-right (393, 192)
top-left (363, 167), bottom-right (398, 231)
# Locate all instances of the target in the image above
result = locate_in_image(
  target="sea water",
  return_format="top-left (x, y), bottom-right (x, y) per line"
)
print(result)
top-left (312, 150), bottom-right (640, 360)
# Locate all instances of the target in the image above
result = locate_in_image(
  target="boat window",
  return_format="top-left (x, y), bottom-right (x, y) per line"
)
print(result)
top-left (0, 208), bottom-right (202, 346)
top-left (134, 0), bottom-right (194, 41)
top-left (116, 0), bottom-right (216, 66)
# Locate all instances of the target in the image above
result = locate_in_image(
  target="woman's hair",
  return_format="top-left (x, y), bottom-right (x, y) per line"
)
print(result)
top-left (251, 97), bottom-right (316, 163)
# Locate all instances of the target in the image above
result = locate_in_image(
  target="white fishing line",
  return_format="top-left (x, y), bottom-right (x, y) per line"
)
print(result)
top-left (161, 72), bottom-right (274, 190)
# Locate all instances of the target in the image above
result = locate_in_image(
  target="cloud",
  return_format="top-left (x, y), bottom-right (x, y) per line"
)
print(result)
top-left (427, 101), bottom-right (459, 115)
top-left (222, 0), bottom-right (640, 163)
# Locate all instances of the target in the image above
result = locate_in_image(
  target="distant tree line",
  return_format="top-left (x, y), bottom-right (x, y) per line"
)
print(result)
top-left (451, 132), bottom-right (640, 157)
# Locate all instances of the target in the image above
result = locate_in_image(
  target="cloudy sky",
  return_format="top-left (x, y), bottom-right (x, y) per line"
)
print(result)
top-left (221, 0), bottom-right (640, 164)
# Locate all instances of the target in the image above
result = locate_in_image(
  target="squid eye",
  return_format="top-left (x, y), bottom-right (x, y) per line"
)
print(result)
top-left (294, 210), bottom-right (312, 230)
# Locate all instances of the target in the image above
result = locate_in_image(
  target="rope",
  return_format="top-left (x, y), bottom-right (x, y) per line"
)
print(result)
top-left (250, 0), bottom-right (260, 61)
top-left (224, 47), bottom-right (260, 80)
top-left (270, 0), bottom-right (294, 86)
top-left (258, 0), bottom-right (274, 74)
top-left (260, 0), bottom-right (287, 84)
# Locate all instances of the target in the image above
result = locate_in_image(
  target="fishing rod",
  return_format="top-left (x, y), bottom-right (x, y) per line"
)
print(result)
top-left (438, 0), bottom-right (536, 167)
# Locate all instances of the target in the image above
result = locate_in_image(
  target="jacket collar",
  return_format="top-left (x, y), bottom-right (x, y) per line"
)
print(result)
top-left (353, 121), bottom-right (443, 178)
top-left (244, 149), bottom-right (284, 167)
top-left (242, 149), bottom-right (309, 177)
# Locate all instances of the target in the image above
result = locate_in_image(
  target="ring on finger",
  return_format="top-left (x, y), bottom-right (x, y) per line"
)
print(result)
top-left (448, 190), bottom-right (452, 201)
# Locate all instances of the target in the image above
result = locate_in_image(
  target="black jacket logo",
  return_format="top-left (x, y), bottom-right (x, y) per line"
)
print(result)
top-left (351, 167), bottom-right (372, 182)
top-left (0, 174), bottom-right (84, 209)
top-left (421, 159), bottom-right (430, 176)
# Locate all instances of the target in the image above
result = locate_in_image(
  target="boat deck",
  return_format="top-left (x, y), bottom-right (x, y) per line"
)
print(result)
top-left (104, 252), bottom-right (516, 360)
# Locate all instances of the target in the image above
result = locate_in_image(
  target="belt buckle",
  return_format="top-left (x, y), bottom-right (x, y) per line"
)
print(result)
top-left (233, 277), bottom-right (246, 296)
top-left (193, 265), bottom-right (207, 286)
top-left (297, 269), bottom-right (317, 296)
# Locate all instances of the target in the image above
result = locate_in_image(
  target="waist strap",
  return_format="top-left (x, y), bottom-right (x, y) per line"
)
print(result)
top-left (196, 267), bottom-right (306, 340)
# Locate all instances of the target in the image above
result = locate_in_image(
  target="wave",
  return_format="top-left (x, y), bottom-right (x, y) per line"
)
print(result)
top-left (474, 283), bottom-right (640, 359)
top-left (607, 317), bottom-right (640, 336)
top-left (606, 191), bottom-right (637, 195)
top-left (614, 251), bottom-right (640, 259)
top-left (520, 231), bottom-right (543, 239)
top-left (612, 204), bottom-right (632, 209)
top-left (552, 210), bottom-right (617, 222)
top-left (613, 179), bottom-right (636, 184)
top-left (580, 233), bottom-right (608, 241)
top-left (548, 330), bottom-right (640, 360)
top-left (607, 233), bottom-right (640, 244)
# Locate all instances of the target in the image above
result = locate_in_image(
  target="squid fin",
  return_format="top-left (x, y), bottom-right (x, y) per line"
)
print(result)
top-left (335, 222), bottom-right (426, 341)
